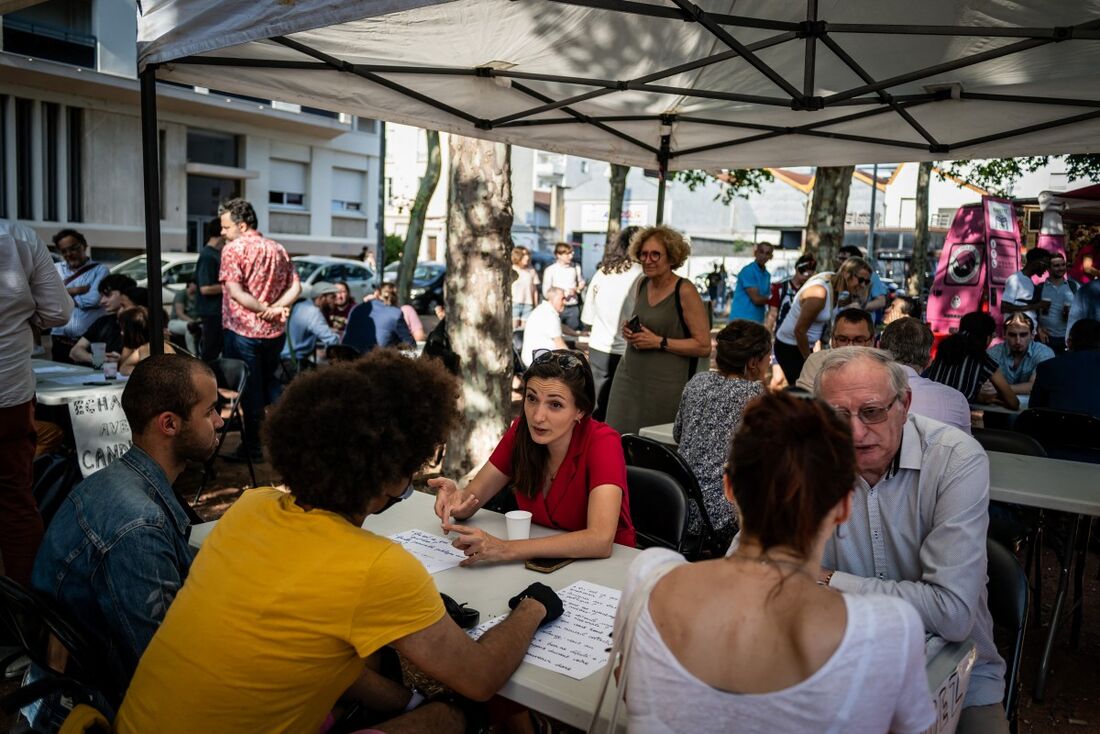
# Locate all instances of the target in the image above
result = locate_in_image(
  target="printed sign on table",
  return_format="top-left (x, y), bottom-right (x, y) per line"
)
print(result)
top-left (68, 389), bottom-right (132, 477)
top-left (469, 580), bottom-right (621, 680)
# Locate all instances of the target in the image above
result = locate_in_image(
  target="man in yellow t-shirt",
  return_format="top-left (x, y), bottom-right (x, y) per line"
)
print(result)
top-left (116, 351), bottom-right (563, 733)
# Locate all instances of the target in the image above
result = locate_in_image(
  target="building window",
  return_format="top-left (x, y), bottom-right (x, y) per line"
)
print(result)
top-left (67, 106), bottom-right (82, 222)
top-left (15, 98), bottom-right (33, 220)
top-left (332, 167), bottom-right (365, 214)
top-left (2, 0), bottom-right (95, 68)
top-left (0, 96), bottom-right (7, 219)
top-left (355, 117), bottom-right (378, 134)
top-left (42, 102), bottom-right (60, 221)
top-left (580, 161), bottom-right (589, 174)
top-left (269, 159), bottom-right (308, 209)
top-left (187, 129), bottom-right (239, 167)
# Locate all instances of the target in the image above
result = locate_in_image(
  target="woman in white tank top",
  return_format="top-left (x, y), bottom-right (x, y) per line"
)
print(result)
top-left (774, 257), bottom-right (872, 385)
top-left (616, 391), bottom-right (935, 734)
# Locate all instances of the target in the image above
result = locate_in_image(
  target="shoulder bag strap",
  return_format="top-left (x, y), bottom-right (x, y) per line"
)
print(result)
top-left (63, 262), bottom-right (97, 286)
top-left (672, 279), bottom-right (699, 379)
top-left (587, 559), bottom-right (680, 734)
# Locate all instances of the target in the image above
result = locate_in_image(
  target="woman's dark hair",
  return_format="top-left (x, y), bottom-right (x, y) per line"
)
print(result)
top-left (512, 350), bottom-right (596, 499)
top-left (726, 391), bottom-right (856, 559)
top-left (936, 311), bottom-right (996, 365)
top-left (598, 226), bottom-right (640, 275)
top-left (716, 320), bottom-right (771, 374)
top-left (264, 350), bottom-right (461, 517)
top-left (98, 273), bottom-right (137, 295)
top-left (119, 307), bottom-right (152, 350)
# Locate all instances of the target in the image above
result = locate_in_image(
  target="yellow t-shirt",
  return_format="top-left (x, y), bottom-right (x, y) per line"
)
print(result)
top-left (116, 487), bottom-right (444, 734)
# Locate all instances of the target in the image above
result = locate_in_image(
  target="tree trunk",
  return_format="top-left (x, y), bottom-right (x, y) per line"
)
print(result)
top-left (805, 165), bottom-right (855, 267)
top-left (606, 164), bottom-right (629, 243)
top-left (397, 129), bottom-right (442, 304)
top-left (444, 136), bottom-right (514, 480)
top-left (909, 161), bottom-right (934, 297)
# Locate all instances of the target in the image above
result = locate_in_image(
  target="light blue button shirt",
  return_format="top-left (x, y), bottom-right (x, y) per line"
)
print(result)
top-left (52, 260), bottom-right (109, 339)
top-left (986, 340), bottom-right (1055, 385)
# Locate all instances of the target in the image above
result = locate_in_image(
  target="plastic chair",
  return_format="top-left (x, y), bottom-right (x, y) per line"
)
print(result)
top-left (0, 577), bottom-right (121, 720)
top-left (621, 434), bottom-right (724, 559)
top-left (625, 466), bottom-right (688, 554)
top-left (196, 358), bottom-right (256, 502)
top-left (1014, 408), bottom-right (1100, 463)
top-left (986, 538), bottom-right (1029, 733)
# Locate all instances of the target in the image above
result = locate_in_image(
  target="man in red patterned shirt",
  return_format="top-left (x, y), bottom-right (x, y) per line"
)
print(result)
top-left (218, 198), bottom-right (301, 460)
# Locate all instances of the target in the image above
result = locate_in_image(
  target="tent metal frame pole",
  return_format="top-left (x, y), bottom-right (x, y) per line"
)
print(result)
top-left (818, 33), bottom-right (945, 150)
top-left (867, 163), bottom-right (878, 258)
top-left (803, 0), bottom-right (818, 98)
top-left (656, 133), bottom-right (670, 225)
top-left (376, 122), bottom-right (386, 279)
top-left (950, 107), bottom-right (1100, 149)
top-left (139, 64), bottom-right (165, 356)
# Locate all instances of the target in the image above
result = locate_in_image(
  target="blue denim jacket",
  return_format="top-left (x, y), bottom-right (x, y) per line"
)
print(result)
top-left (24, 445), bottom-right (194, 729)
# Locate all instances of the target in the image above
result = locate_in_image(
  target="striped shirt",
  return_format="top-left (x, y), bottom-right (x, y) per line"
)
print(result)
top-left (923, 352), bottom-right (998, 402)
top-left (823, 414), bottom-right (1006, 708)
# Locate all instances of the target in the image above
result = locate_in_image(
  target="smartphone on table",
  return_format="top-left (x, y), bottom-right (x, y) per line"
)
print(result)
top-left (525, 557), bottom-right (574, 574)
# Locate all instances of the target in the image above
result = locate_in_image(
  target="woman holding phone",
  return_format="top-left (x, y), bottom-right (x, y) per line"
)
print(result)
top-left (431, 349), bottom-right (635, 564)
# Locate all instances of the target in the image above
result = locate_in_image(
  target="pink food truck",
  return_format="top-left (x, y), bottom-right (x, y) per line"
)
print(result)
top-left (927, 196), bottom-right (1022, 341)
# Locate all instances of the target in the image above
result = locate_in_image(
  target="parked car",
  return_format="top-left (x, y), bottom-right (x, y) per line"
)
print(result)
top-left (110, 252), bottom-right (199, 304)
top-left (293, 256), bottom-right (375, 301)
top-left (383, 261), bottom-right (445, 314)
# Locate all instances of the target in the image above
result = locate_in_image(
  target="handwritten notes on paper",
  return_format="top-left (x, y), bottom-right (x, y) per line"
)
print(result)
top-left (389, 529), bottom-right (466, 574)
top-left (469, 581), bottom-right (621, 680)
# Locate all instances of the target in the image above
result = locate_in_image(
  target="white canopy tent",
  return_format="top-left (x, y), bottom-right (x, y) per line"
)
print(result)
top-left (134, 0), bottom-right (1100, 348)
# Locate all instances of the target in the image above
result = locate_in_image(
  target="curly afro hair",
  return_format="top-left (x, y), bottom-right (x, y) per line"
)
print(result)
top-left (263, 349), bottom-right (461, 517)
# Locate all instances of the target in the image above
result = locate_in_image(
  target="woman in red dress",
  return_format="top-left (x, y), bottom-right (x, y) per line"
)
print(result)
top-left (431, 349), bottom-right (635, 564)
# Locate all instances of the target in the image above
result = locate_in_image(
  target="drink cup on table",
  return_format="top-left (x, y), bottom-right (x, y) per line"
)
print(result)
top-left (505, 510), bottom-right (533, 540)
top-left (90, 342), bottom-right (106, 369)
top-left (103, 359), bottom-right (119, 380)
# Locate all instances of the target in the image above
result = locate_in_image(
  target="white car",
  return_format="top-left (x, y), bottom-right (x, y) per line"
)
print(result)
top-left (293, 256), bottom-right (375, 301)
top-left (110, 252), bottom-right (199, 305)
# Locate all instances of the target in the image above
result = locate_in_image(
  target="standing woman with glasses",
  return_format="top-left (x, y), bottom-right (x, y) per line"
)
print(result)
top-left (431, 349), bottom-right (635, 563)
top-left (773, 256), bottom-right (873, 385)
top-left (604, 226), bottom-right (713, 436)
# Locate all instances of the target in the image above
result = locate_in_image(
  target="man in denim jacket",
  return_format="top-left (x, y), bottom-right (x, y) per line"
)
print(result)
top-left (22, 354), bottom-right (222, 730)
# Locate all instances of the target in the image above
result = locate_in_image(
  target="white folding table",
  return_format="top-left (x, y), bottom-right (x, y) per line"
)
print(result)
top-left (32, 358), bottom-right (126, 406)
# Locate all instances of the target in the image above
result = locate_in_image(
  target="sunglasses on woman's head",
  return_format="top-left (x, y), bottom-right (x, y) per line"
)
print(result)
top-left (531, 349), bottom-right (584, 371)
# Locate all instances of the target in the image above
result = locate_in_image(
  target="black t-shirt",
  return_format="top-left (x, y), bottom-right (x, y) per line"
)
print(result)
top-left (194, 244), bottom-right (222, 317)
top-left (81, 314), bottom-right (122, 354)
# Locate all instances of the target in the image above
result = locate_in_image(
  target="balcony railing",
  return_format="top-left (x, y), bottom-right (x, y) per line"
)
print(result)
top-left (2, 16), bottom-right (95, 68)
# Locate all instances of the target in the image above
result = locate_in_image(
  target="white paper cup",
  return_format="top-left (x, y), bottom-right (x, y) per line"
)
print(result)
top-left (505, 510), bottom-right (533, 540)
top-left (90, 342), bottom-right (106, 369)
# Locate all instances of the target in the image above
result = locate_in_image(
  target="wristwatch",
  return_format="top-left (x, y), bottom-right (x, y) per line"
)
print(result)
top-left (659, 336), bottom-right (668, 351)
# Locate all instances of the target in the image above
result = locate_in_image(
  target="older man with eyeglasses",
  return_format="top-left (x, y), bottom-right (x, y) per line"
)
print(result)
top-left (792, 307), bottom-right (874, 391)
top-left (813, 347), bottom-right (1008, 734)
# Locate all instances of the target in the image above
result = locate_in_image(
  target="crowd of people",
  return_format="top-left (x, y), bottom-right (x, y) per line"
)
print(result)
top-left (6, 207), bottom-right (1099, 734)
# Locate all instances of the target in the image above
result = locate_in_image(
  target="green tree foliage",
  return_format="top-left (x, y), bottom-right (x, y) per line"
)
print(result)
top-left (937, 155), bottom-right (1100, 196)
top-left (383, 233), bottom-right (404, 267)
top-left (671, 168), bottom-right (775, 204)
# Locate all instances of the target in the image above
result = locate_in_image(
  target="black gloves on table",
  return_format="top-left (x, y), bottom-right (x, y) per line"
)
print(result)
top-left (508, 582), bottom-right (564, 626)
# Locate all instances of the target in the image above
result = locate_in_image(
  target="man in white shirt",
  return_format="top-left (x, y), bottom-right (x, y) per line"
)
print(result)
top-left (541, 243), bottom-right (585, 331)
top-left (813, 348), bottom-right (1007, 734)
top-left (0, 220), bottom-right (72, 586)
top-left (880, 317), bottom-right (972, 433)
top-left (521, 287), bottom-right (567, 367)
top-left (1002, 248), bottom-right (1051, 328)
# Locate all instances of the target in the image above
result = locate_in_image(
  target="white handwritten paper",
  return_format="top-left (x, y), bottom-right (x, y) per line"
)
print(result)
top-left (468, 581), bottom-right (621, 680)
top-left (389, 529), bottom-right (466, 574)
top-left (67, 389), bottom-right (132, 477)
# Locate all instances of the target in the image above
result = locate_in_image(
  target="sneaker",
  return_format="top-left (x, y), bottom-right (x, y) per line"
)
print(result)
top-left (2, 648), bottom-right (30, 679)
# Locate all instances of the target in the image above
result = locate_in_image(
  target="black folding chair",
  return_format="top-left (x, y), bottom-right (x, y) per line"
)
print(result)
top-left (621, 434), bottom-right (725, 559)
top-left (986, 538), bottom-right (1029, 733)
top-left (1014, 408), bottom-right (1100, 463)
top-left (0, 577), bottom-right (121, 721)
top-left (625, 466), bottom-right (688, 554)
top-left (973, 427), bottom-right (1048, 620)
top-left (196, 358), bottom-right (256, 502)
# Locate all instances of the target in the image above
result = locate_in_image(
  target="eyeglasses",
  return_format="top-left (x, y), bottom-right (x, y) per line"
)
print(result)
top-left (832, 335), bottom-right (873, 346)
top-left (639, 251), bottom-right (663, 262)
top-left (58, 245), bottom-right (84, 255)
top-left (531, 349), bottom-right (585, 371)
top-left (831, 396), bottom-right (899, 425)
top-left (855, 276), bottom-right (871, 286)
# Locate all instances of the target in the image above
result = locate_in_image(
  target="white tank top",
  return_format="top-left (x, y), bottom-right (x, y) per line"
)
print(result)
top-left (775, 272), bottom-right (835, 347)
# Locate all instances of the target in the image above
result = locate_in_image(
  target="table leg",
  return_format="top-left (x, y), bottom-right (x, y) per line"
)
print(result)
top-left (1033, 514), bottom-right (1082, 702)
top-left (1070, 518), bottom-right (1093, 649)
